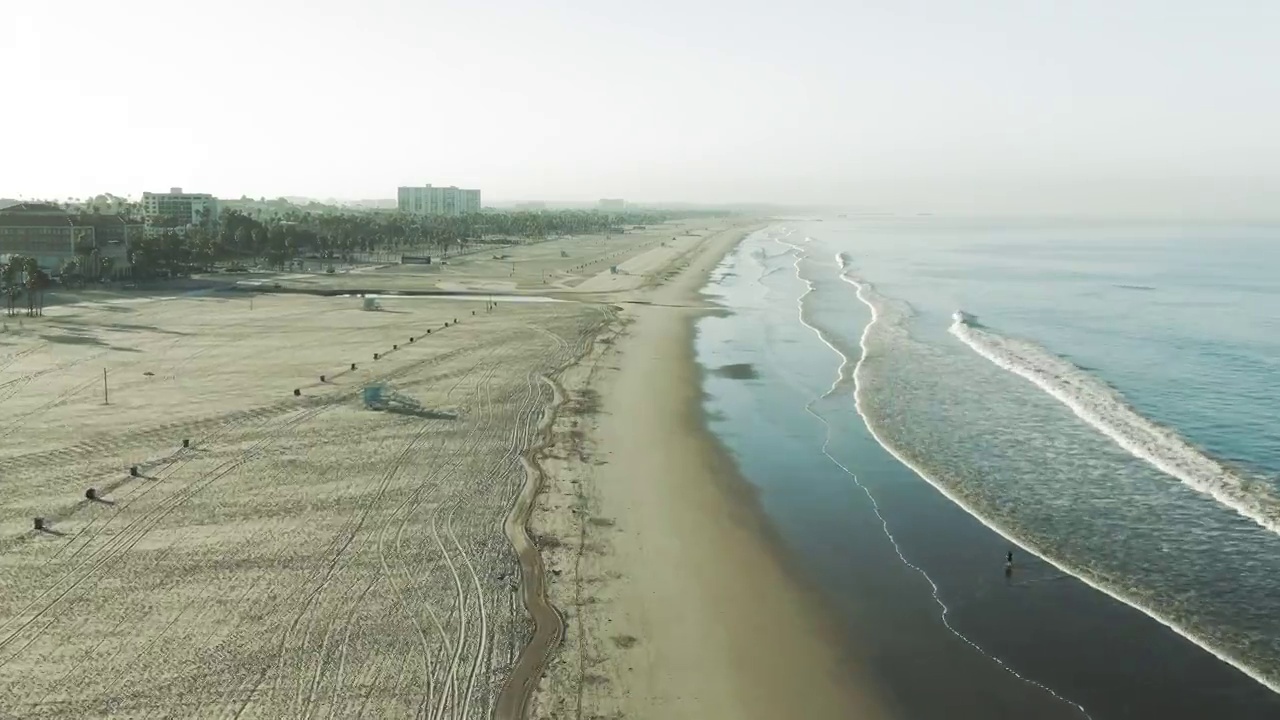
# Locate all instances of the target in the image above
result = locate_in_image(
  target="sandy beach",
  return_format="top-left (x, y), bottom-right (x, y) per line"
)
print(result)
top-left (529, 224), bottom-right (890, 719)
top-left (0, 292), bottom-right (606, 717)
top-left (0, 219), bottom-right (885, 718)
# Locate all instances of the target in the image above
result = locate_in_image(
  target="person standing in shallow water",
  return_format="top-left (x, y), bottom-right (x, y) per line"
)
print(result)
top-left (1006, 550), bottom-right (1014, 567)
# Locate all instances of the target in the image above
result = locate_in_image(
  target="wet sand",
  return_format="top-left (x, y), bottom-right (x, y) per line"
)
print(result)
top-left (529, 224), bottom-right (891, 718)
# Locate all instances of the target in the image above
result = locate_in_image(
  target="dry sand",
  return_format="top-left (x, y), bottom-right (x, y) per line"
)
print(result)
top-left (0, 218), bottom-right (887, 718)
top-left (529, 225), bottom-right (891, 719)
top-left (254, 220), bottom-right (717, 298)
top-left (0, 286), bottom-right (604, 717)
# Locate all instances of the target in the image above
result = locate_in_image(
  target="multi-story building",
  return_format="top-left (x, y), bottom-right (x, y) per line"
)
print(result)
top-left (598, 198), bottom-right (626, 210)
top-left (0, 203), bottom-right (135, 274)
top-left (141, 188), bottom-right (218, 234)
top-left (397, 185), bottom-right (482, 216)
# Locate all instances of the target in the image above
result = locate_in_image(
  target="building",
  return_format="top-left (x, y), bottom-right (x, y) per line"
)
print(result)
top-left (78, 215), bottom-right (137, 277)
top-left (598, 198), bottom-right (626, 210)
top-left (87, 215), bottom-right (141, 253)
top-left (397, 185), bottom-right (482, 216)
top-left (0, 203), bottom-right (135, 274)
top-left (0, 203), bottom-right (87, 270)
top-left (142, 188), bottom-right (218, 234)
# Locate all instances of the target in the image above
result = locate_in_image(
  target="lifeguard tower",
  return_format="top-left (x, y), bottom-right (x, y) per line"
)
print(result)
top-left (362, 383), bottom-right (423, 413)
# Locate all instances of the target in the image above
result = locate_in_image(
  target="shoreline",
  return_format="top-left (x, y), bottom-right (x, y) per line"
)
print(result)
top-left (696, 224), bottom-right (1280, 718)
top-left (527, 222), bottom-right (891, 718)
top-left (850, 276), bottom-right (1280, 698)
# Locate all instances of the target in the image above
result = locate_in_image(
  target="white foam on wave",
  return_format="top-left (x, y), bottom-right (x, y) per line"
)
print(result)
top-left (949, 316), bottom-right (1280, 537)
top-left (748, 229), bottom-right (799, 283)
top-left (767, 239), bottom-right (1094, 716)
top-left (837, 274), bottom-right (1280, 696)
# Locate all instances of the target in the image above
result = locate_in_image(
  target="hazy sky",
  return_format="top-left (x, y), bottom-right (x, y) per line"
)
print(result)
top-left (3, 0), bottom-right (1278, 215)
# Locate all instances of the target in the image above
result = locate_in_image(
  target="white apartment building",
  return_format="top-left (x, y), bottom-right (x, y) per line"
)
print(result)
top-left (141, 188), bottom-right (219, 234)
top-left (598, 198), bottom-right (626, 210)
top-left (397, 185), bottom-right (482, 216)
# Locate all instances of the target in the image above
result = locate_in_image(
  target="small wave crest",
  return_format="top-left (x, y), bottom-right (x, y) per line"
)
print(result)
top-left (856, 286), bottom-right (1280, 695)
top-left (950, 316), bottom-right (1280, 536)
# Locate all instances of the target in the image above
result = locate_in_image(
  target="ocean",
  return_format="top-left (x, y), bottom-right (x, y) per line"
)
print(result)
top-left (695, 219), bottom-right (1280, 718)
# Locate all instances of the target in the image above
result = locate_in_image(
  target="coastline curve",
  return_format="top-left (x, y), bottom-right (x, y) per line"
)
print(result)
top-left (840, 269), bottom-right (1280, 698)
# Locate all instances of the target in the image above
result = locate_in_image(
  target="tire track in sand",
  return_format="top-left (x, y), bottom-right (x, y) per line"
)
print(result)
top-left (426, 357), bottom-right (506, 720)
top-left (221, 345), bottom-right (496, 718)
top-left (317, 343), bottom-right (503, 719)
top-left (434, 356), bottom-right (512, 720)
top-left (256, 343), bottom-right (501, 717)
top-left (0, 405), bottom-right (330, 667)
top-left (386, 346), bottom-right (508, 720)
top-left (453, 324), bottom-right (570, 720)
top-left (493, 310), bottom-right (611, 720)
top-left (493, 373), bottom-right (566, 720)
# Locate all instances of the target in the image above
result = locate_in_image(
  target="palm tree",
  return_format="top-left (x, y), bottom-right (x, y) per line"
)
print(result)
top-left (62, 258), bottom-right (81, 288)
top-left (22, 257), bottom-right (41, 316)
top-left (0, 259), bottom-right (19, 316)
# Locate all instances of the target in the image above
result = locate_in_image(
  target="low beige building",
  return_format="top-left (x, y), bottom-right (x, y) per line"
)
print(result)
top-left (0, 203), bottom-right (135, 276)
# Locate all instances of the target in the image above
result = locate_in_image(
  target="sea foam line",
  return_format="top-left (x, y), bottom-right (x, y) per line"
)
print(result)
top-left (834, 262), bottom-right (1280, 697)
top-left (949, 318), bottom-right (1280, 536)
top-left (771, 237), bottom-right (1094, 718)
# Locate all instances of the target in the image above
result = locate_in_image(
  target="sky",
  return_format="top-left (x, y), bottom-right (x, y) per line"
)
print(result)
top-left (3, 0), bottom-right (1278, 217)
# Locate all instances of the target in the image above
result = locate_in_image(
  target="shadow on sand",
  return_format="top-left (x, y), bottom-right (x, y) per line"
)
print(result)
top-left (40, 332), bottom-right (141, 353)
top-left (384, 408), bottom-right (459, 421)
top-left (45, 317), bottom-right (190, 336)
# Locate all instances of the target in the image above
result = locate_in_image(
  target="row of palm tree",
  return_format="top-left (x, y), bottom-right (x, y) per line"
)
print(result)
top-left (127, 207), bottom-right (720, 277)
top-left (1, 256), bottom-right (50, 317)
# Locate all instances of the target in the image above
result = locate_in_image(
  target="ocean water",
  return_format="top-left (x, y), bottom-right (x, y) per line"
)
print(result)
top-left (695, 219), bottom-right (1280, 718)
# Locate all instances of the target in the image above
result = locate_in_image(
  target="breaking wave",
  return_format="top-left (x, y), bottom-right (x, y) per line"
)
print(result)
top-left (950, 315), bottom-right (1280, 536)
top-left (847, 274), bottom-right (1280, 696)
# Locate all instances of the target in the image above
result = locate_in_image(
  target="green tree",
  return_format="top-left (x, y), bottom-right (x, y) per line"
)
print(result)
top-left (188, 227), bottom-right (217, 270)
top-left (62, 258), bottom-right (82, 287)
top-left (22, 257), bottom-right (42, 316)
top-left (1, 258), bottom-right (21, 316)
